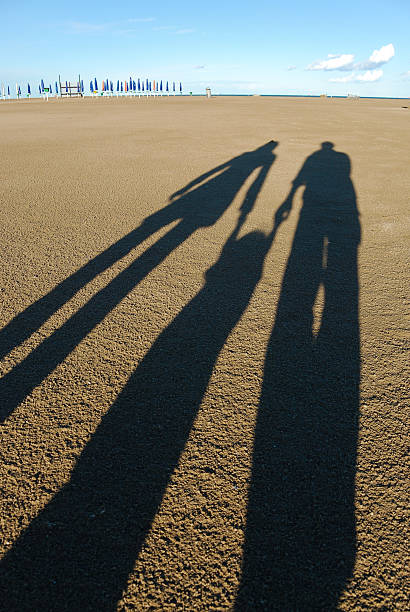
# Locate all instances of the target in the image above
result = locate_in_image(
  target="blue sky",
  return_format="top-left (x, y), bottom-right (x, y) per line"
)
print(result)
top-left (2, 0), bottom-right (409, 97)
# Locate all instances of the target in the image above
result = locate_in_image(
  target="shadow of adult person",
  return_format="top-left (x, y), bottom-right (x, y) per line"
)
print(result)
top-left (0, 143), bottom-right (278, 422)
top-left (236, 142), bottom-right (361, 610)
top-left (0, 142), bottom-right (277, 362)
top-left (0, 197), bottom-right (288, 611)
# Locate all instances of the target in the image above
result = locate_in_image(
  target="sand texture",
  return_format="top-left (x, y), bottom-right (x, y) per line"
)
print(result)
top-left (0, 96), bottom-right (409, 610)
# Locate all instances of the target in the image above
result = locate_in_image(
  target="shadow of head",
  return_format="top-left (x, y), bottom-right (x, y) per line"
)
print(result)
top-left (205, 230), bottom-right (269, 283)
top-left (321, 141), bottom-right (334, 150)
top-left (256, 140), bottom-right (279, 154)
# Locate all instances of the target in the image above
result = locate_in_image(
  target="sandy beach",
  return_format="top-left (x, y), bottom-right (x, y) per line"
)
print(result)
top-left (0, 96), bottom-right (408, 610)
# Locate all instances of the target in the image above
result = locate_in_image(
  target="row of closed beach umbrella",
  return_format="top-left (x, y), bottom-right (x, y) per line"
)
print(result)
top-left (92, 78), bottom-right (183, 95)
top-left (0, 78), bottom-right (184, 99)
top-left (1, 79), bottom-right (57, 99)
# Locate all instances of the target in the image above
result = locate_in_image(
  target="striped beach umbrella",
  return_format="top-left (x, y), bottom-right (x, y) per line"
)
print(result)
top-left (166, 81), bottom-right (169, 92)
top-left (49, 84), bottom-right (52, 94)
top-left (18, 85), bottom-right (21, 96)
top-left (39, 85), bottom-right (41, 94)
top-left (137, 78), bottom-right (140, 92)
top-left (180, 82), bottom-right (182, 93)
top-left (173, 81), bottom-right (175, 92)
top-left (121, 82), bottom-right (123, 92)
top-left (94, 77), bottom-right (98, 91)
top-left (8, 85), bottom-right (10, 96)
top-left (153, 80), bottom-right (156, 92)
top-left (27, 83), bottom-right (31, 95)
top-left (117, 80), bottom-right (119, 92)
top-left (90, 80), bottom-right (93, 93)
top-left (160, 80), bottom-right (163, 92)
top-left (41, 79), bottom-right (45, 92)
top-left (55, 81), bottom-right (58, 94)
top-left (110, 81), bottom-right (113, 92)
top-left (142, 81), bottom-right (144, 92)
top-left (81, 80), bottom-right (84, 93)
top-left (146, 78), bottom-right (149, 90)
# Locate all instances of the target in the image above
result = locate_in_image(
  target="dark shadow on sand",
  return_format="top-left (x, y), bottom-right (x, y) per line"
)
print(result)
top-left (236, 142), bottom-right (361, 610)
top-left (0, 142), bottom-right (277, 422)
top-left (0, 144), bottom-right (281, 611)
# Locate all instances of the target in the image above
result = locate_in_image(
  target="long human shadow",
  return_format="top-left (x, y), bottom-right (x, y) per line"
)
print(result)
top-left (0, 142), bottom-right (276, 363)
top-left (0, 199), bottom-right (285, 611)
top-left (0, 142), bottom-right (277, 422)
top-left (236, 142), bottom-right (361, 610)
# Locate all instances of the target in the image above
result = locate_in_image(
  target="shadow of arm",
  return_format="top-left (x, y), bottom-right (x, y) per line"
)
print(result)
top-left (170, 159), bottom-right (232, 200)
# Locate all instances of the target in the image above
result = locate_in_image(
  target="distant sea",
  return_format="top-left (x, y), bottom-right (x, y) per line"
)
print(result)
top-left (190, 94), bottom-right (409, 100)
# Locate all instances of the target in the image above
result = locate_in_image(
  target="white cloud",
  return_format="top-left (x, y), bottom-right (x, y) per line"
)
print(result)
top-left (355, 43), bottom-right (395, 69)
top-left (194, 65), bottom-right (206, 70)
top-left (307, 54), bottom-right (354, 71)
top-left (307, 43), bottom-right (394, 86)
top-left (287, 65), bottom-right (297, 71)
top-left (175, 28), bottom-right (195, 34)
top-left (368, 43), bottom-right (395, 66)
top-left (356, 69), bottom-right (383, 82)
top-left (307, 43), bottom-right (395, 75)
top-left (151, 25), bottom-right (195, 34)
top-left (128, 18), bottom-right (155, 23)
top-left (115, 28), bottom-right (139, 35)
top-left (330, 69), bottom-right (383, 83)
top-left (402, 70), bottom-right (410, 79)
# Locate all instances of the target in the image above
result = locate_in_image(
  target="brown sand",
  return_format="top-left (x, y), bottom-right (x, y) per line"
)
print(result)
top-left (0, 96), bottom-right (408, 610)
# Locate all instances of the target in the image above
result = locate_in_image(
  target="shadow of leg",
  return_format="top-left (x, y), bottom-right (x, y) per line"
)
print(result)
top-left (0, 228), bottom-right (274, 612)
top-left (237, 212), bottom-right (359, 610)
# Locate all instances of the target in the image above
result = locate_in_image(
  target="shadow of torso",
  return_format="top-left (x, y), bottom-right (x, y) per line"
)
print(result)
top-left (296, 147), bottom-right (360, 238)
top-left (145, 147), bottom-right (276, 230)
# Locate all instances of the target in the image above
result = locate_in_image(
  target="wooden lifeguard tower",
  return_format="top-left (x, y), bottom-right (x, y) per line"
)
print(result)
top-left (59, 75), bottom-right (83, 97)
